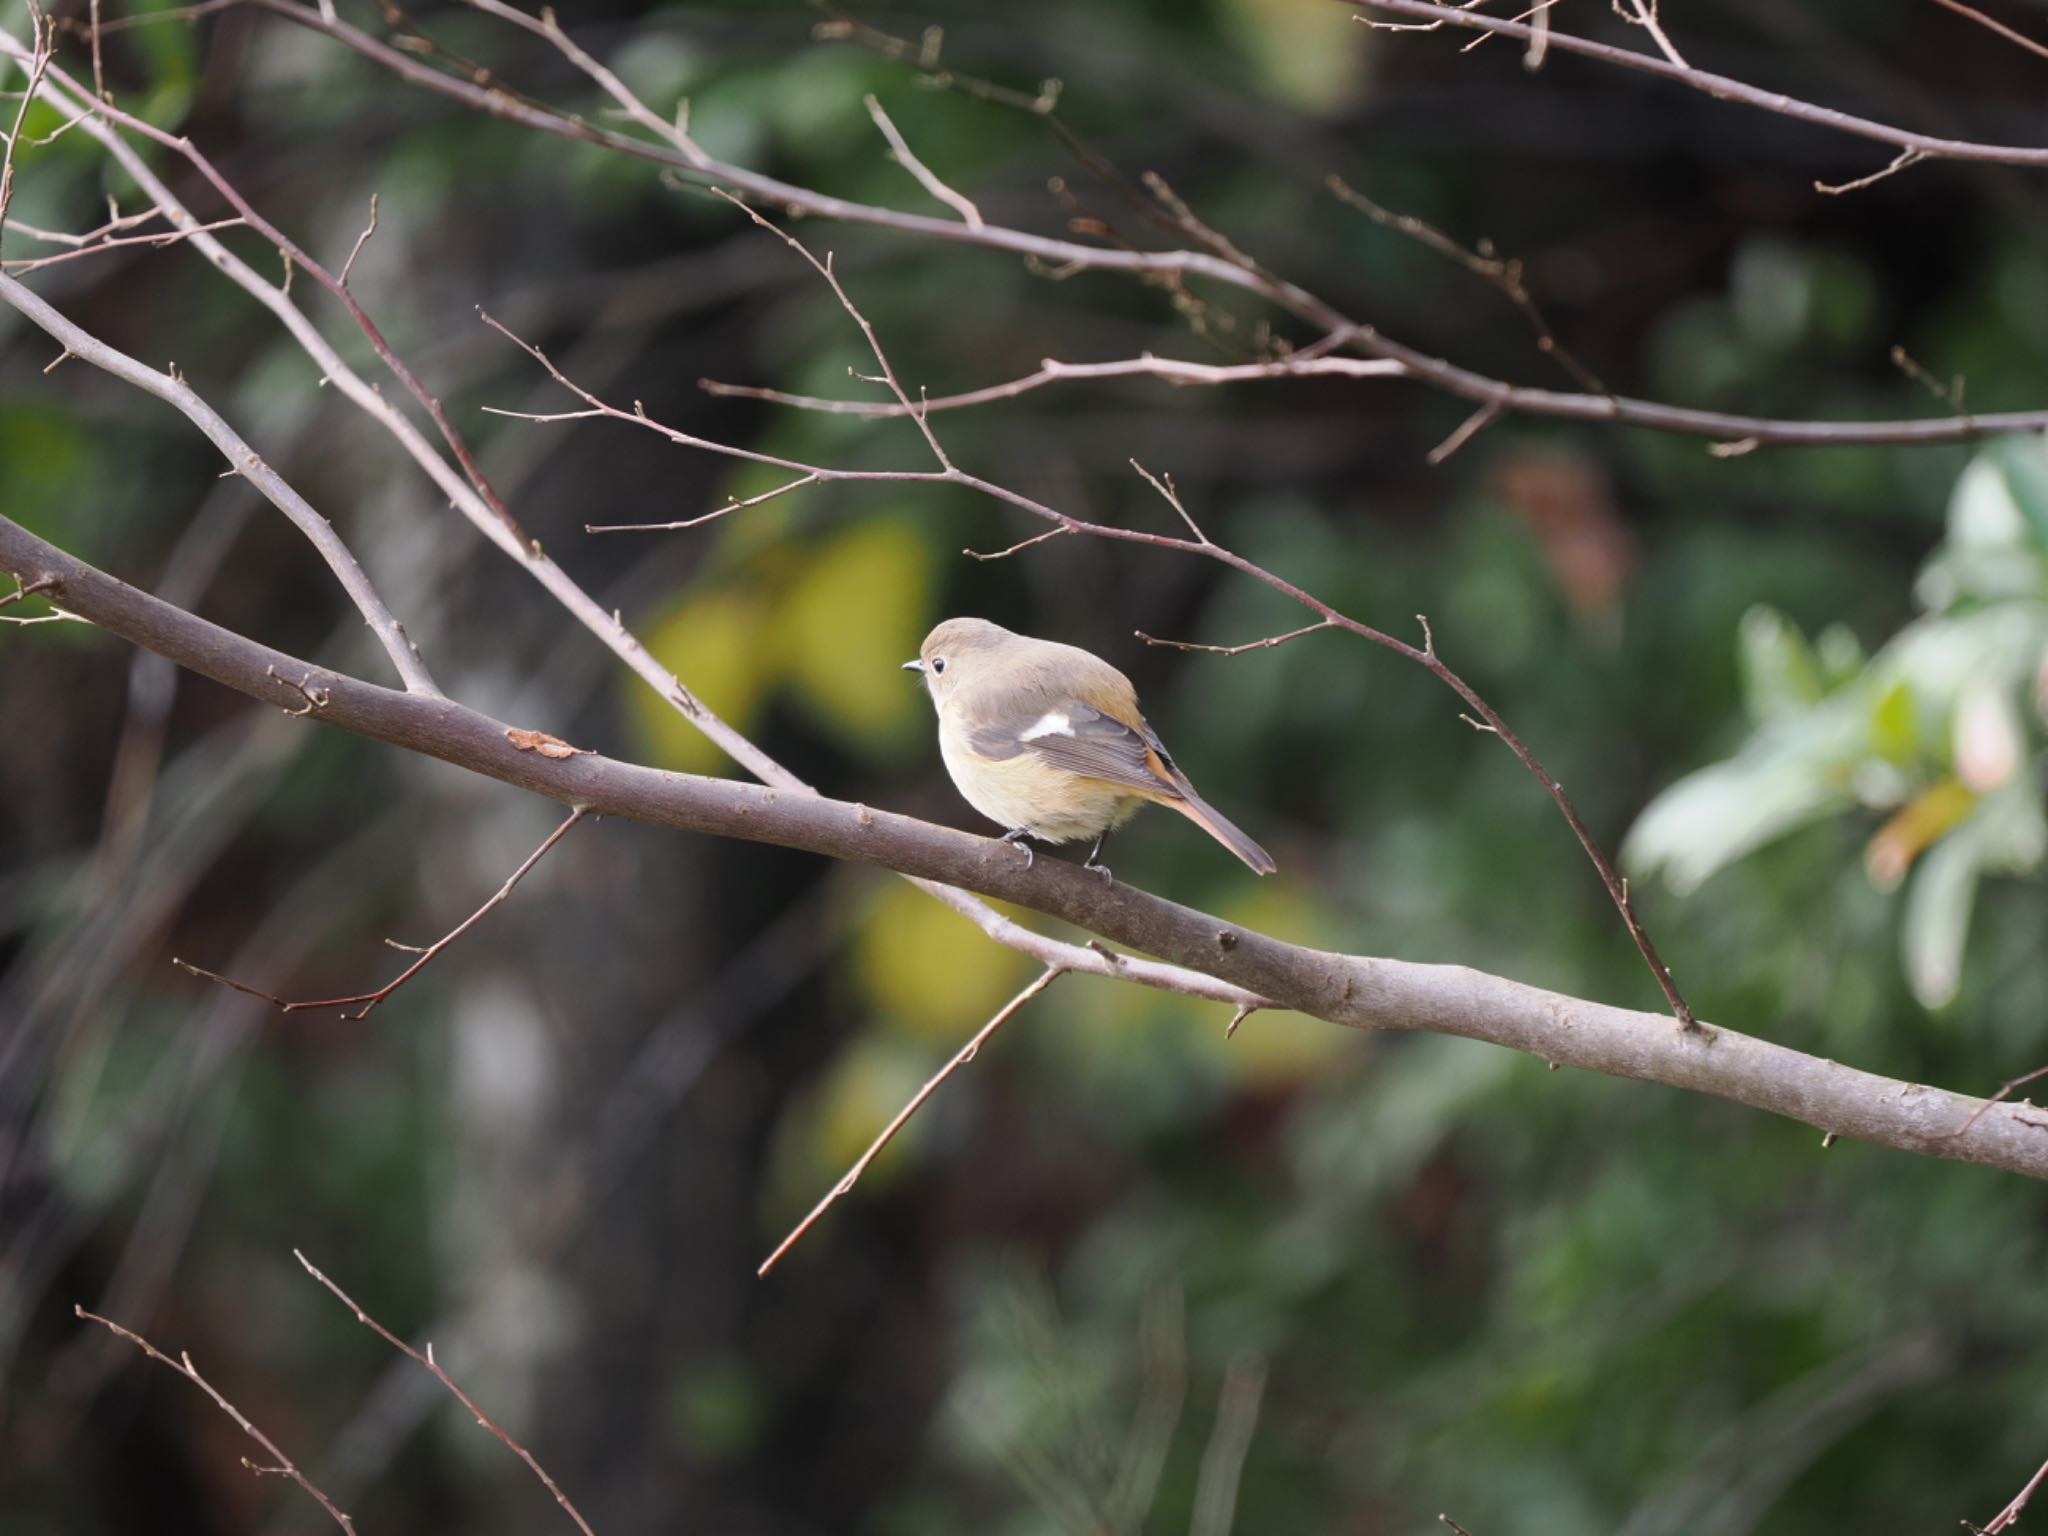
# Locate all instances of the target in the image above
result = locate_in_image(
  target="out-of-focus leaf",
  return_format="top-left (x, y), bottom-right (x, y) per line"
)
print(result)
top-left (1918, 454), bottom-right (2048, 608)
top-left (1816, 622), bottom-right (1867, 688)
top-left (1989, 435), bottom-right (2048, 552)
top-left (807, 1035), bottom-right (930, 1181)
top-left (1868, 678), bottom-right (1919, 765)
top-left (1954, 680), bottom-right (2025, 791)
top-left (1736, 605), bottom-right (1823, 724)
top-left (1902, 814), bottom-right (1984, 1009)
top-left (1219, 0), bottom-right (1368, 113)
top-left (1623, 714), bottom-right (1859, 895)
top-left (775, 516), bottom-right (931, 751)
top-left (853, 878), bottom-right (1031, 1043)
top-left (627, 587), bottom-right (771, 774)
top-left (1864, 777), bottom-right (1974, 892)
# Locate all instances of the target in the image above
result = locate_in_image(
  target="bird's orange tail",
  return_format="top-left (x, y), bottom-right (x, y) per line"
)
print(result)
top-left (1168, 792), bottom-right (1276, 875)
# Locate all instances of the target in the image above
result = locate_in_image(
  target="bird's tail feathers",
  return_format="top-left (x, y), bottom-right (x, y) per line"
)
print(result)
top-left (1168, 792), bottom-right (1276, 875)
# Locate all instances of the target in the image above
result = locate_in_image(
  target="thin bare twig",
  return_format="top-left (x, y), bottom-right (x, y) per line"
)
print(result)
top-left (75, 1306), bottom-right (357, 1533)
top-left (1614, 0), bottom-right (1688, 68)
top-left (337, 191), bottom-right (378, 286)
top-left (1327, 175), bottom-right (1607, 395)
top-left (1136, 619), bottom-right (1338, 656)
top-left (173, 807), bottom-right (585, 1019)
top-left (1131, 458), bottom-right (1209, 542)
top-left (585, 473), bottom-right (821, 533)
top-left (1351, 0), bottom-right (2048, 169)
top-left (1816, 147), bottom-right (1925, 196)
top-left (1976, 1449), bottom-right (2048, 1533)
top-left (864, 92), bottom-right (982, 227)
top-left (1, 215), bottom-right (245, 271)
top-left (966, 525), bottom-right (1071, 561)
top-left (1427, 395), bottom-right (1506, 464)
top-left (759, 967), bottom-right (1064, 1275)
top-left (1890, 344), bottom-right (1967, 414)
top-left (0, 38), bottom-right (525, 540)
top-left (1925, 0), bottom-right (2048, 64)
top-left (294, 1251), bottom-right (597, 1536)
top-left (0, 1), bottom-right (51, 256)
top-left (700, 351), bottom-right (1406, 416)
top-left (1939, 1062), bottom-right (2048, 1141)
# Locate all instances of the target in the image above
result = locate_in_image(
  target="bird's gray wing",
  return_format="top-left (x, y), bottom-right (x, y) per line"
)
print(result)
top-left (967, 696), bottom-right (1180, 798)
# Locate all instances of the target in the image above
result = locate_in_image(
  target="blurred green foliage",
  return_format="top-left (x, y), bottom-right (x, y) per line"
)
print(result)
top-left (1629, 437), bottom-right (2048, 1008)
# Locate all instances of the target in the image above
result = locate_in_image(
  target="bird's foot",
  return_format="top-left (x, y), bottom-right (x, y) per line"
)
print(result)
top-left (1082, 831), bottom-right (1113, 885)
top-left (999, 827), bottom-right (1035, 869)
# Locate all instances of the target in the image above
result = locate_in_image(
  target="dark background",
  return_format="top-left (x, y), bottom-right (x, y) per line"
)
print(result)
top-left (4, 1), bottom-right (2048, 1531)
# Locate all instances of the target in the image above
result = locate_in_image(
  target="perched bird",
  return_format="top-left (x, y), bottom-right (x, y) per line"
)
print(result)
top-left (904, 617), bottom-right (1275, 879)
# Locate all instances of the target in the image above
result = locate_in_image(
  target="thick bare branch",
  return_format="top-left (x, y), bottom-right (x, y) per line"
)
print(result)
top-left (10, 511), bottom-right (2048, 1186)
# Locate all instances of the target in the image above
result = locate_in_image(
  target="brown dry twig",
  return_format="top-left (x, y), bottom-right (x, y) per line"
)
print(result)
top-left (1350, 0), bottom-right (2048, 169)
top-left (1137, 619), bottom-right (1339, 657)
top-left (1939, 1061), bottom-right (2048, 1141)
top-left (233, 0), bottom-right (2048, 447)
top-left (1326, 175), bottom-right (1608, 396)
top-left (173, 807), bottom-right (586, 1019)
top-left (1925, 0), bottom-right (2048, 65)
top-left (759, 966), bottom-right (1064, 1275)
top-left (864, 92), bottom-right (982, 228)
top-left (698, 352), bottom-right (1406, 418)
top-left (294, 1250), bottom-right (598, 1536)
top-left (0, 1), bottom-right (52, 253)
top-left (74, 1306), bottom-right (357, 1534)
top-left (1975, 1450), bottom-right (2048, 1533)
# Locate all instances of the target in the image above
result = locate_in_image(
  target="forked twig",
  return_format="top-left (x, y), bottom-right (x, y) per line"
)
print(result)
top-left (295, 1250), bottom-right (598, 1536)
top-left (174, 807), bottom-right (586, 1019)
top-left (864, 92), bottom-right (982, 228)
top-left (75, 1306), bottom-right (357, 1533)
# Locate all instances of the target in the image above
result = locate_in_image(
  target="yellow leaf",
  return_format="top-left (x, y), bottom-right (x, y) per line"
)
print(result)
top-left (626, 587), bottom-right (770, 774)
top-left (853, 879), bottom-right (1033, 1042)
top-left (775, 518), bottom-right (932, 752)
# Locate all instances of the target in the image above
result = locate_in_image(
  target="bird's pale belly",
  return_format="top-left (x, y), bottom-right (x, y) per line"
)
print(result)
top-left (939, 734), bottom-right (1146, 843)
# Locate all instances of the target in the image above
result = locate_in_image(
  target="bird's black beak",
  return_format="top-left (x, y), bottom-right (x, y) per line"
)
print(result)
top-left (901, 659), bottom-right (925, 673)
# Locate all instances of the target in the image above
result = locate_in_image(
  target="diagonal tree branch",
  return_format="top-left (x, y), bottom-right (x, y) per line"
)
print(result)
top-left (0, 271), bottom-right (438, 695)
top-left (9, 511), bottom-right (2048, 1185)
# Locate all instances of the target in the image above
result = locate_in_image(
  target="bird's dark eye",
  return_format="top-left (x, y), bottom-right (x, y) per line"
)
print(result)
top-left (931, 657), bottom-right (947, 674)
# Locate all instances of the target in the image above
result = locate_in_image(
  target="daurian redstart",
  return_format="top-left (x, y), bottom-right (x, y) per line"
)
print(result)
top-left (904, 618), bottom-right (1275, 879)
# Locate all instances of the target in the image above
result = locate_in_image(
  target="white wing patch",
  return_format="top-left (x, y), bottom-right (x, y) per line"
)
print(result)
top-left (1019, 709), bottom-right (1073, 741)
